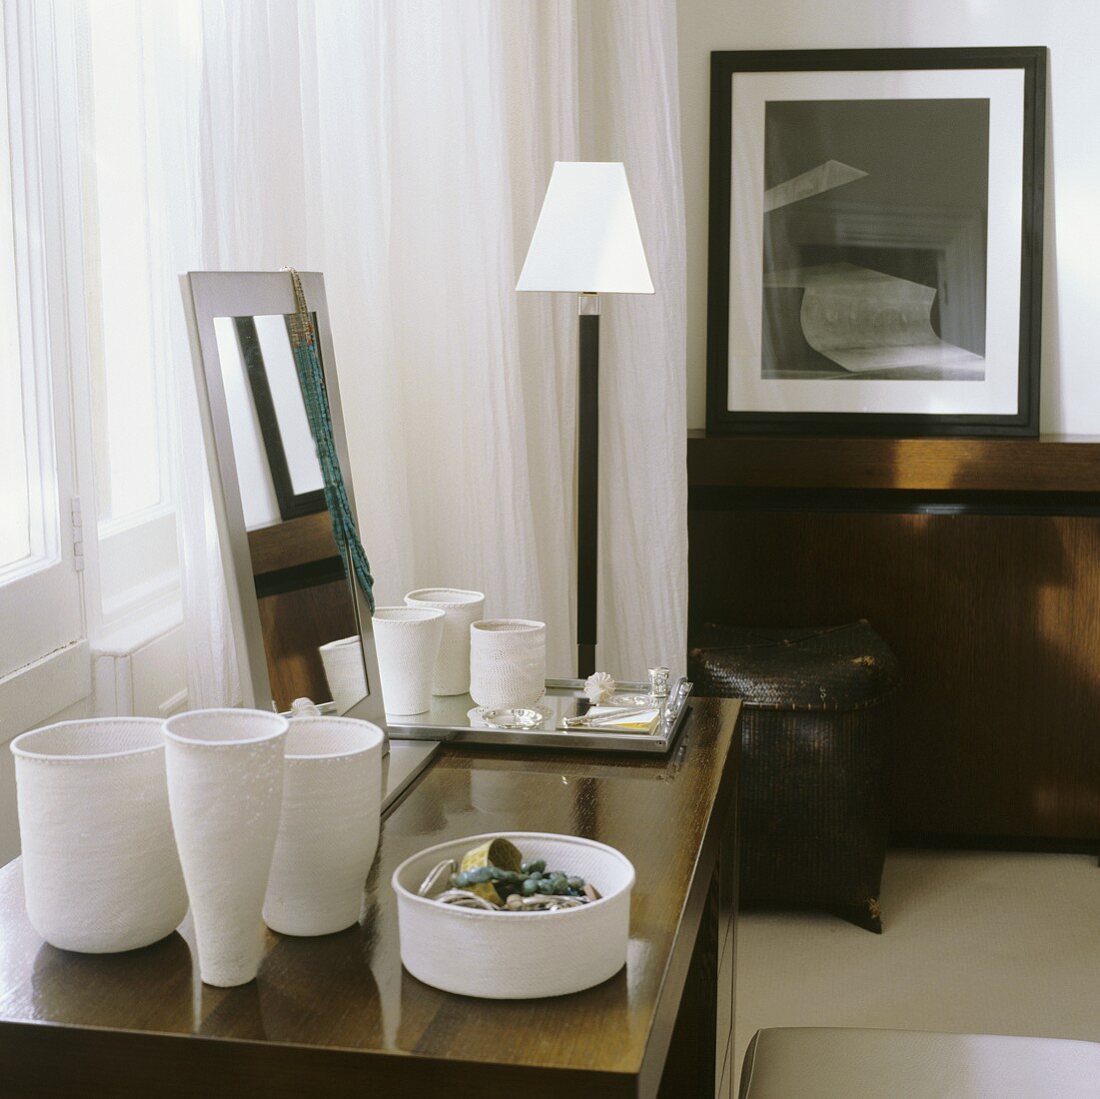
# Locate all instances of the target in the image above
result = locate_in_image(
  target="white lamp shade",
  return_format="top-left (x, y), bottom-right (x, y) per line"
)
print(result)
top-left (516, 162), bottom-right (654, 294)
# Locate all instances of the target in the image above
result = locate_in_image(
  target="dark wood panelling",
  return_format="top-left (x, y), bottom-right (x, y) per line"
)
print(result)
top-left (689, 434), bottom-right (1100, 493)
top-left (658, 864), bottom-right (719, 1097)
top-left (248, 511), bottom-right (339, 576)
top-left (249, 512), bottom-right (350, 711)
top-left (0, 699), bottom-right (741, 1099)
top-left (689, 507), bottom-right (1100, 840)
top-left (257, 579), bottom-right (355, 711)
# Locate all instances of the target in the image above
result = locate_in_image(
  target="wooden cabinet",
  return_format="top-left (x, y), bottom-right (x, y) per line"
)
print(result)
top-left (689, 434), bottom-right (1100, 847)
top-left (717, 823), bottom-right (738, 1096)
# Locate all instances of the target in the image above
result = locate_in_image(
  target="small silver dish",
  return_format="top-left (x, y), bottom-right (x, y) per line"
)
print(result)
top-left (478, 706), bottom-right (548, 730)
top-left (608, 693), bottom-right (653, 707)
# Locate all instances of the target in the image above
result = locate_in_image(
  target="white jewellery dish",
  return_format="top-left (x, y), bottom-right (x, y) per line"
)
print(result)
top-left (392, 832), bottom-right (635, 999)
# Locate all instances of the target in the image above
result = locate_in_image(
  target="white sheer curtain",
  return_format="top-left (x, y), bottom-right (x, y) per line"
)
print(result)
top-left (122, 0), bottom-right (688, 695)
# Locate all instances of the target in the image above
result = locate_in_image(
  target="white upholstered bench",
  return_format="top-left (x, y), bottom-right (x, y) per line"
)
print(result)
top-left (739, 1027), bottom-right (1100, 1098)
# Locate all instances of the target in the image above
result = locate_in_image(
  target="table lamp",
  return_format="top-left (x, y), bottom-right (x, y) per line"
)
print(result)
top-left (516, 162), bottom-right (654, 678)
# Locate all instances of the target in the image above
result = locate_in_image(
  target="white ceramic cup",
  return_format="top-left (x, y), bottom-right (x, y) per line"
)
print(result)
top-left (371, 607), bottom-right (445, 715)
top-left (10, 718), bottom-right (189, 954)
top-left (403, 588), bottom-right (485, 696)
top-left (469, 619), bottom-right (547, 708)
top-left (163, 709), bottom-right (288, 987)
top-left (263, 716), bottom-right (385, 937)
top-left (318, 635), bottom-right (368, 715)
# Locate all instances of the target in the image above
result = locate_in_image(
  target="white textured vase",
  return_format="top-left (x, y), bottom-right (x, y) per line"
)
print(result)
top-left (163, 709), bottom-right (288, 987)
top-left (318, 635), bottom-right (368, 715)
top-left (263, 716), bottom-right (385, 936)
top-left (10, 719), bottom-right (188, 953)
top-left (371, 607), bottom-right (444, 714)
top-left (469, 619), bottom-right (547, 708)
top-left (404, 588), bottom-right (485, 696)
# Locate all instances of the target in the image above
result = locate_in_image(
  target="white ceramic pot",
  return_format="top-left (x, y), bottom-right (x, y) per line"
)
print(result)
top-left (371, 607), bottom-right (444, 715)
top-left (263, 716), bottom-right (385, 937)
top-left (392, 832), bottom-right (635, 999)
top-left (10, 718), bottom-right (188, 954)
top-left (404, 588), bottom-right (485, 696)
top-left (469, 619), bottom-right (546, 708)
top-left (163, 709), bottom-right (288, 987)
top-left (318, 635), bottom-right (368, 715)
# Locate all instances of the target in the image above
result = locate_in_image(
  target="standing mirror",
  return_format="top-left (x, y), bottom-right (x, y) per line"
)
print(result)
top-left (181, 271), bottom-right (438, 805)
top-left (181, 271), bottom-right (383, 718)
top-left (180, 272), bottom-right (387, 721)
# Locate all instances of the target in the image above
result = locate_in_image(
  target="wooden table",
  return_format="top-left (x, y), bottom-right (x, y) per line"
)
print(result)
top-left (0, 697), bottom-right (741, 1098)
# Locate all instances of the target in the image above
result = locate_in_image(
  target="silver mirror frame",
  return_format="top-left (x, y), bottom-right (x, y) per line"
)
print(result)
top-left (179, 270), bottom-right (385, 722)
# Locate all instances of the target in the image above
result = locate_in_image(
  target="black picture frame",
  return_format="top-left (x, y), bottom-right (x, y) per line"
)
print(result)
top-left (233, 315), bottom-right (327, 522)
top-left (706, 47), bottom-right (1046, 437)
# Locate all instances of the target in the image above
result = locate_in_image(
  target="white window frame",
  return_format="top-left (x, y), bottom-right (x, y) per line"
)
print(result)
top-left (0, 0), bottom-right (91, 735)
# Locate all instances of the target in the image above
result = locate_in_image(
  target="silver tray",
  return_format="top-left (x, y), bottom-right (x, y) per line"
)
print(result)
top-left (383, 677), bottom-right (693, 754)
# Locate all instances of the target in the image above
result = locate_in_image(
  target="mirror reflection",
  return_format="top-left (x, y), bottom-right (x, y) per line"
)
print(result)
top-left (212, 312), bottom-right (365, 715)
top-left (190, 273), bottom-right (688, 754)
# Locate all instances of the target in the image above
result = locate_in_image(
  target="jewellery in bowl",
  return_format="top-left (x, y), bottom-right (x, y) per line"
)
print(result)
top-left (421, 838), bottom-right (603, 913)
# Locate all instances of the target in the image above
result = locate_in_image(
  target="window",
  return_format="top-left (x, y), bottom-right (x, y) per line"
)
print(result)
top-left (73, 0), bottom-right (179, 631)
top-left (0, 1), bottom-right (83, 682)
top-left (78, 0), bottom-right (166, 527)
top-left (0, 68), bottom-right (31, 574)
top-left (2, 0), bottom-right (181, 682)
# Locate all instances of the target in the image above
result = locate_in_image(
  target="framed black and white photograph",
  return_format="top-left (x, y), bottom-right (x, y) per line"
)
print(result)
top-left (706, 47), bottom-right (1046, 436)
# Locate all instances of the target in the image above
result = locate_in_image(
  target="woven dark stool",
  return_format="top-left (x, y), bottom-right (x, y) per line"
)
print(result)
top-left (689, 621), bottom-right (900, 933)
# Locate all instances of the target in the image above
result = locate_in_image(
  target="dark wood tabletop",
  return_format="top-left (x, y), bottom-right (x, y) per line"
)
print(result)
top-left (0, 696), bottom-right (741, 1099)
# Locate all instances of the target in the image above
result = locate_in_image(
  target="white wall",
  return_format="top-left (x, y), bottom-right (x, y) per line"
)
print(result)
top-left (678, 0), bottom-right (1100, 433)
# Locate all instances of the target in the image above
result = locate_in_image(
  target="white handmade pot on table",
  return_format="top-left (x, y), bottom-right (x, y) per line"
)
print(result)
top-left (404, 588), bottom-right (485, 695)
top-left (163, 709), bottom-right (288, 987)
top-left (263, 716), bottom-right (385, 937)
top-left (469, 619), bottom-right (546, 708)
top-left (392, 831), bottom-right (634, 999)
top-left (318, 635), bottom-right (368, 715)
top-left (10, 718), bottom-right (188, 953)
top-left (371, 607), bottom-right (444, 714)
